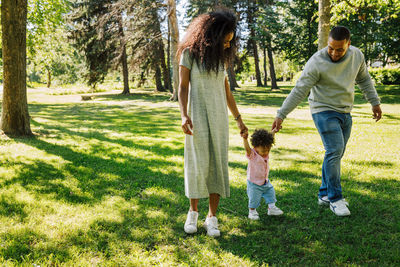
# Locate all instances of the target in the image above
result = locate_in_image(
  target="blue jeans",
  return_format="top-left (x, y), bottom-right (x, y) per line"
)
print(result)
top-left (247, 180), bottom-right (277, 209)
top-left (312, 110), bottom-right (352, 203)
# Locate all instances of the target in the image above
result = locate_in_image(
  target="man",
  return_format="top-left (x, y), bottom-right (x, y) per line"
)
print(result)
top-left (271, 26), bottom-right (382, 216)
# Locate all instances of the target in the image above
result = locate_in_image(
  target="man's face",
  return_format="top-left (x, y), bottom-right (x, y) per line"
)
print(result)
top-left (327, 37), bottom-right (350, 62)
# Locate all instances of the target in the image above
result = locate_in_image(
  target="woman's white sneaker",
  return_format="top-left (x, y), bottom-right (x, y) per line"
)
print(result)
top-left (203, 216), bottom-right (220, 237)
top-left (330, 199), bottom-right (350, 216)
top-left (184, 210), bottom-right (198, 234)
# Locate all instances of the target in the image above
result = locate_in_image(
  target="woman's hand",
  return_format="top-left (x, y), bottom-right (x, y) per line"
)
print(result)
top-left (181, 115), bottom-right (193, 135)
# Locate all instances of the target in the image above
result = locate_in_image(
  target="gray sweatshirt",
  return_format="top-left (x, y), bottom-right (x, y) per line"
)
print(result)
top-left (277, 46), bottom-right (381, 120)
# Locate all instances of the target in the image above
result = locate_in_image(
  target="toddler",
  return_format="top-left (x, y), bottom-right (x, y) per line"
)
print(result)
top-left (243, 129), bottom-right (283, 220)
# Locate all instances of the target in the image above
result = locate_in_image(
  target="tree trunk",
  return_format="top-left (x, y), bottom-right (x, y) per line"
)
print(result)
top-left (121, 45), bottom-right (130, 95)
top-left (227, 62), bottom-right (239, 91)
top-left (168, 0), bottom-right (179, 101)
top-left (1, 0), bottom-right (32, 136)
top-left (118, 18), bottom-right (130, 95)
top-left (167, 23), bottom-right (173, 93)
top-left (267, 41), bottom-right (279, 90)
top-left (263, 45), bottom-right (268, 87)
top-left (247, 5), bottom-right (262, 87)
top-left (318, 0), bottom-right (331, 50)
top-left (47, 68), bottom-right (51, 88)
top-left (159, 41), bottom-right (171, 92)
top-left (154, 65), bottom-right (164, 92)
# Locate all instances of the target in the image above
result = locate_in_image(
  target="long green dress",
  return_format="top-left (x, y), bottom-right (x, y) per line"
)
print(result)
top-left (180, 48), bottom-right (230, 199)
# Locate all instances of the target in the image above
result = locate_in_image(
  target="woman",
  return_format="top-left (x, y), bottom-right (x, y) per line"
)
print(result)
top-left (178, 9), bottom-right (247, 237)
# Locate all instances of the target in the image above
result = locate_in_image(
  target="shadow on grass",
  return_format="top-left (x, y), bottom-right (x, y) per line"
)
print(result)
top-left (1, 89), bottom-right (399, 265)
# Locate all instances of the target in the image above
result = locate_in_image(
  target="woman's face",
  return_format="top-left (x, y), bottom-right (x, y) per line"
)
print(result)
top-left (223, 32), bottom-right (234, 49)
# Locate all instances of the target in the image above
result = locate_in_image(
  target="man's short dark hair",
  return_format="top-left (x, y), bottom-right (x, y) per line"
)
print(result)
top-left (250, 129), bottom-right (275, 148)
top-left (329, 26), bottom-right (351, 41)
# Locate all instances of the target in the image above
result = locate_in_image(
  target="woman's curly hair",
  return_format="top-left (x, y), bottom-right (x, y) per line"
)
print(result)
top-left (177, 9), bottom-right (238, 73)
top-left (250, 129), bottom-right (275, 148)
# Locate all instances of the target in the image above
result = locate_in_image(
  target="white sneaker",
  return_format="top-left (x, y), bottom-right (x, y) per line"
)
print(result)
top-left (184, 210), bottom-right (198, 234)
top-left (268, 206), bottom-right (283, 216)
top-left (248, 209), bottom-right (259, 220)
top-left (203, 216), bottom-right (220, 237)
top-left (318, 195), bottom-right (330, 206)
top-left (330, 199), bottom-right (350, 216)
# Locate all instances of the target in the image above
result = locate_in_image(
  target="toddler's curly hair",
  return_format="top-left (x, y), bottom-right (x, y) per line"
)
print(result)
top-left (250, 129), bottom-right (275, 148)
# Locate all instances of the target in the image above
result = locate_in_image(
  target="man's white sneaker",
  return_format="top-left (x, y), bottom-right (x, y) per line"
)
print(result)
top-left (203, 216), bottom-right (220, 237)
top-left (330, 199), bottom-right (350, 216)
top-left (184, 210), bottom-right (198, 234)
top-left (268, 206), bottom-right (284, 216)
top-left (248, 209), bottom-right (259, 220)
top-left (318, 195), bottom-right (330, 206)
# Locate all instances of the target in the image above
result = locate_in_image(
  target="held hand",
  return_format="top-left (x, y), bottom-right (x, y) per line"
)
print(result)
top-left (181, 115), bottom-right (193, 135)
top-left (372, 105), bottom-right (382, 122)
top-left (237, 120), bottom-right (248, 138)
top-left (271, 117), bottom-right (283, 133)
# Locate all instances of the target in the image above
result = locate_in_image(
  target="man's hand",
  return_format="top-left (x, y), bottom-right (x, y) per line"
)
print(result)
top-left (372, 105), bottom-right (382, 122)
top-left (271, 117), bottom-right (283, 133)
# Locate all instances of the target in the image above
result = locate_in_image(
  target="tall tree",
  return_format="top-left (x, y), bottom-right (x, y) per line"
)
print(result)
top-left (247, 0), bottom-right (263, 87)
top-left (1, 0), bottom-right (32, 136)
top-left (277, 0), bottom-right (318, 66)
top-left (168, 0), bottom-right (180, 101)
top-left (255, 3), bottom-right (280, 89)
top-left (318, 0), bottom-right (331, 50)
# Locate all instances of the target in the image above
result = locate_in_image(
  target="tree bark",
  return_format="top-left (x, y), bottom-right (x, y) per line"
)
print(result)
top-left (47, 68), bottom-right (51, 88)
top-left (1, 0), bottom-right (32, 136)
top-left (118, 18), bottom-right (130, 95)
top-left (168, 0), bottom-right (179, 101)
top-left (227, 62), bottom-right (239, 91)
top-left (247, 4), bottom-right (263, 87)
top-left (263, 45), bottom-right (268, 87)
top-left (167, 23), bottom-right (173, 93)
top-left (267, 41), bottom-right (279, 90)
top-left (154, 65), bottom-right (164, 92)
top-left (318, 0), bottom-right (331, 50)
top-left (121, 45), bottom-right (130, 95)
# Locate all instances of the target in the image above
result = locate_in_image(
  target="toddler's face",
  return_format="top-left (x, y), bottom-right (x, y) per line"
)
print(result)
top-left (254, 146), bottom-right (271, 158)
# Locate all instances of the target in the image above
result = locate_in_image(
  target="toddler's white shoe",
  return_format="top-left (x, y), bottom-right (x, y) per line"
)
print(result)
top-left (318, 195), bottom-right (330, 206)
top-left (330, 199), bottom-right (350, 216)
top-left (248, 209), bottom-right (259, 220)
top-left (203, 216), bottom-right (220, 237)
top-left (268, 206), bottom-right (284, 216)
top-left (184, 210), bottom-right (198, 234)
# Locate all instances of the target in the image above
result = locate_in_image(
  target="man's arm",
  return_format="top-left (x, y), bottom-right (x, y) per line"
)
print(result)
top-left (355, 54), bottom-right (382, 122)
top-left (273, 59), bottom-right (319, 132)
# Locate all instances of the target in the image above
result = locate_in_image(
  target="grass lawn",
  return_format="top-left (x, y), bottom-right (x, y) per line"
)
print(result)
top-left (0, 83), bottom-right (399, 266)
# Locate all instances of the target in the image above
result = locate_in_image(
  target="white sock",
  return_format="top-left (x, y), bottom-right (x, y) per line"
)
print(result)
top-left (268, 203), bottom-right (276, 209)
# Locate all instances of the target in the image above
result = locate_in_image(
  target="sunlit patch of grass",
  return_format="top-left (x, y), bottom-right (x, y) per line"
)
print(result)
top-left (0, 83), bottom-right (399, 265)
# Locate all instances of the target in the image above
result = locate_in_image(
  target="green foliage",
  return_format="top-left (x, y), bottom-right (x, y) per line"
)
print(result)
top-left (369, 67), bottom-right (400, 85)
top-left (274, 0), bottom-right (318, 66)
top-left (331, 0), bottom-right (400, 64)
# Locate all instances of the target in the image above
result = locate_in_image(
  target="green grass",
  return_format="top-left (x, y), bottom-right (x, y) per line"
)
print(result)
top-left (0, 83), bottom-right (399, 266)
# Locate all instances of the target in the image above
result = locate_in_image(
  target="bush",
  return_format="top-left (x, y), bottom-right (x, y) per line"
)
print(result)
top-left (369, 67), bottom-right (400, 85)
